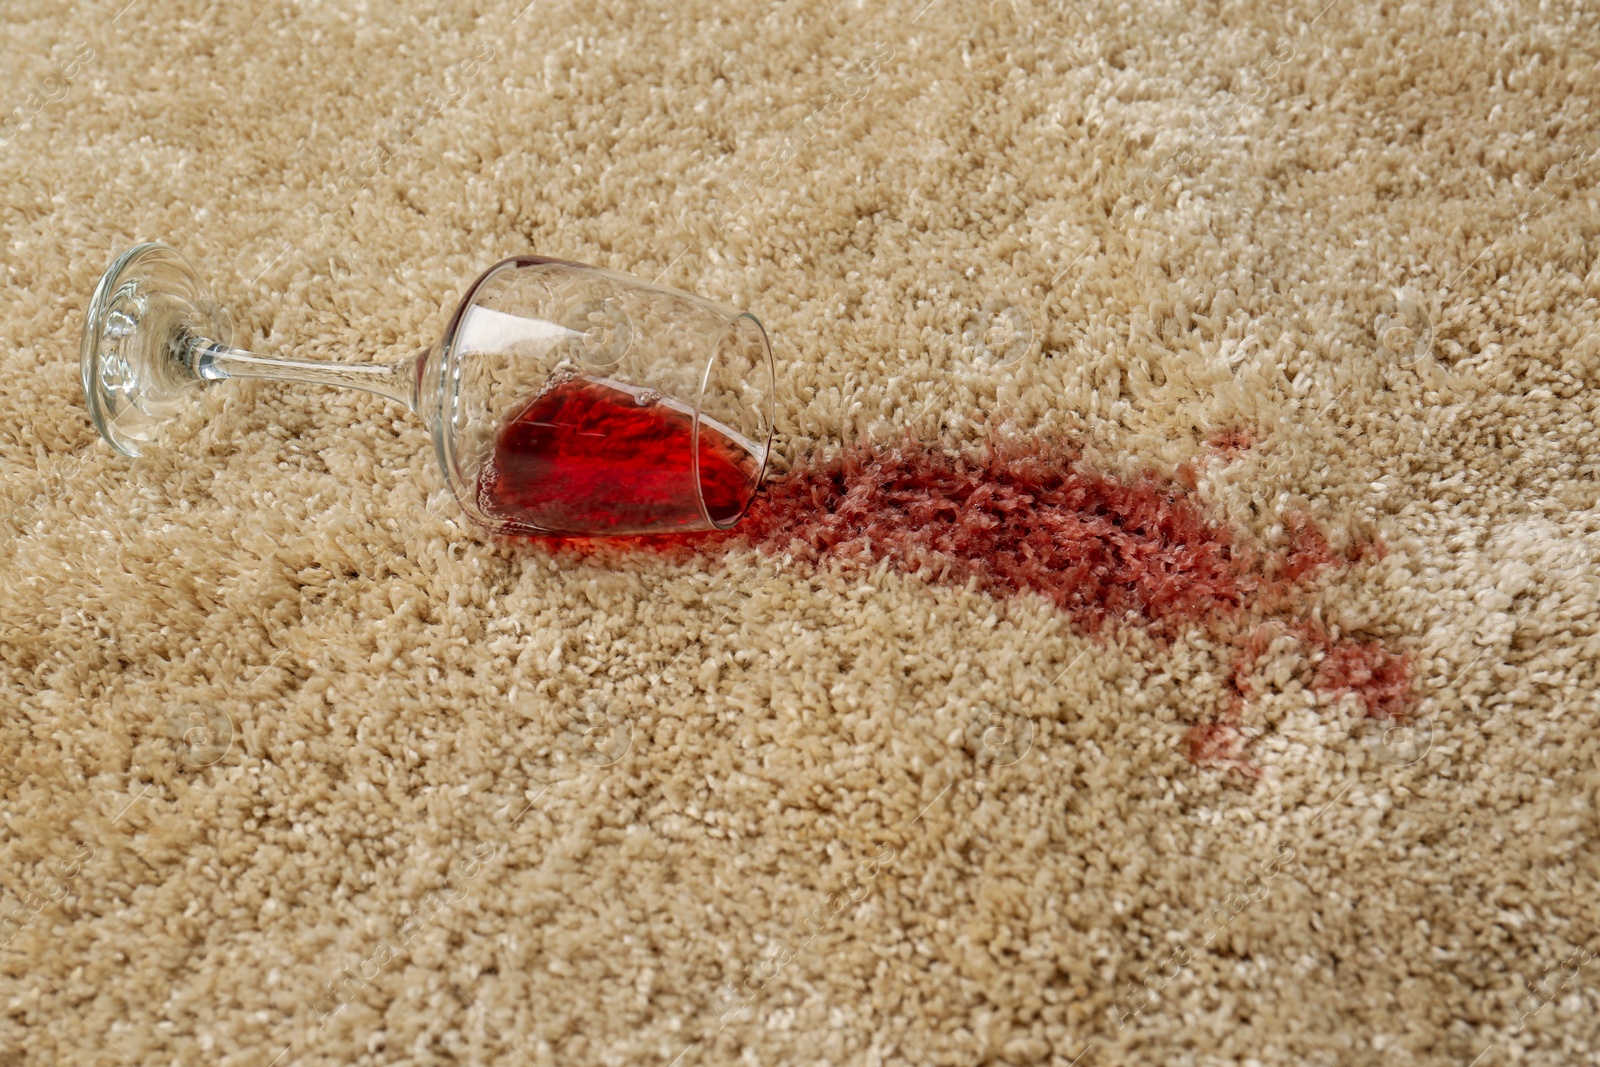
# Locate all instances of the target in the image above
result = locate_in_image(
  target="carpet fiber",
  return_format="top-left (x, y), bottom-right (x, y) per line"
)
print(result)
top-left (3, 0), bottom-right (1599, 1064)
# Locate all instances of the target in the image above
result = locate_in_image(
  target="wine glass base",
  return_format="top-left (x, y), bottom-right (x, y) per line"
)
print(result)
top-left (80, 242), bottom-right (232, 457)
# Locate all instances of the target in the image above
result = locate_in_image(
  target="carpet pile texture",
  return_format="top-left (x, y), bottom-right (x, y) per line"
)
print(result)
top-left (2, 0), bottom-right (1598, 1064)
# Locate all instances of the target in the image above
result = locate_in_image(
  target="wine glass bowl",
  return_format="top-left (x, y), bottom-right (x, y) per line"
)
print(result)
top-left (431, 254), bottom-right (774, 535)
top-left (79, 244), bottom-right (775, 537)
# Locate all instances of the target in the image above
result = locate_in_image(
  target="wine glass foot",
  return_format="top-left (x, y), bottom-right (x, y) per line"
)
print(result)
top-left (80, 242), bottom-right (232, 456)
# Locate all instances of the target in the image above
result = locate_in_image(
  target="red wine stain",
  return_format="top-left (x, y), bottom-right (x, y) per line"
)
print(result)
top-left (1181, 619), bottom-right (1414, 775)
top-left (1274, 513), bottom-right (1341, 586)
top-left (478, 377), bottom-right (761, 535)
top-left (514, 435), bottom-right (1409, 775)
top-left (1182, 724), bottom-right (1261, 779)
top-left (1206, 428), bottom-right (1255, 453)
top-left (1222, 620), bottom-right (1412, 719)
top-left (738, 439), bottom-right (1272, 635)
top-left (1305, 625), bottom-right (1412, 719)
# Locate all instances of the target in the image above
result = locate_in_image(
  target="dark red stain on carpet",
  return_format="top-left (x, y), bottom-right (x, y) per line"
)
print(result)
top-left (738, 440), bottom-right (1254, 634)
top-left (524, 437), bottom-right (1409, 775)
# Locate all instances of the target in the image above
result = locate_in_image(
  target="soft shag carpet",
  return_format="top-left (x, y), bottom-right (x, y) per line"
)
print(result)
top-left (3, 0), bottom-right (1599, 1064)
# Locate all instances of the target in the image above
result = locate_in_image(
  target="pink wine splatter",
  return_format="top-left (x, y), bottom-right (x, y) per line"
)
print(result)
top-left (520, 436), bottom-right (1408, 774)
top-left (1306, 625), bottom-right (1412, 718)
top-left (1205, 618), bottom-right (1412, 725)
top-left (1206, 428), bottom-right (1255, 454)
top-left (1182, 723), bottom-right (1259, 778)
top-left (1185, 619), bottom-right (1414, 776)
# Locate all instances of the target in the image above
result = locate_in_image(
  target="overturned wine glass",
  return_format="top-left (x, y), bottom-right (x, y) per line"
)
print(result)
top-left (80, 243), bottom-right (774, 536)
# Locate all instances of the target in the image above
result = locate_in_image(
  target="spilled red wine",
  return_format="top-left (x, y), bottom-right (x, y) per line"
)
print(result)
top-left (476, 375), bottom-right (762, 535)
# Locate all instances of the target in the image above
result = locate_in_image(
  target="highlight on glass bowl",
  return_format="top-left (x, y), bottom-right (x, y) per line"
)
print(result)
top-left (80, 242), bottom-right (775, 536)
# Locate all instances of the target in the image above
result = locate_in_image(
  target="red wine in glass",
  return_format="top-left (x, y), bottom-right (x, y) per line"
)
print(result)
top-left (477, 374), bottom-right (764, 535)
top-left (80, 245), bottom-right (773, 537)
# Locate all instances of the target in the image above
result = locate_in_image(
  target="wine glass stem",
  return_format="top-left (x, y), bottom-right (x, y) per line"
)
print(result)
top-left (190, 338), bottom-right (424, 412)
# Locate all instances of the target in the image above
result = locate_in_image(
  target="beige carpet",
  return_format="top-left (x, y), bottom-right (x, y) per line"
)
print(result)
top-left (4, 0), bottom-right (1599, 1063)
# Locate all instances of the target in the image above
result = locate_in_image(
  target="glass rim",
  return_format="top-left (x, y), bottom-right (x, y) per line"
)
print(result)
top-left (695, 311), bottom-right (774, 531)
